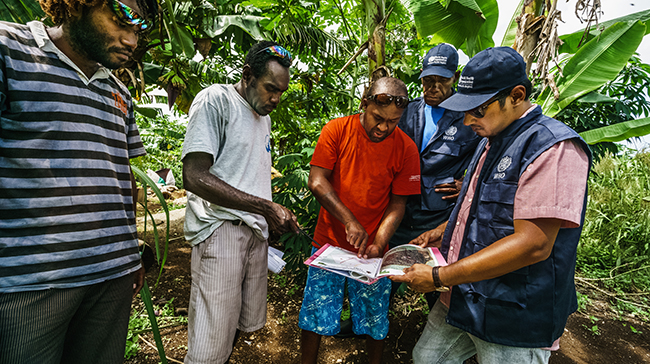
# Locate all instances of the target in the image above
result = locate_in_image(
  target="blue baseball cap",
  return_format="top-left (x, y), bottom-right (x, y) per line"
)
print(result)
top-left (419, 43), bottom-right (458, 79)
top-left (439, 47), bottom-right (529, 112)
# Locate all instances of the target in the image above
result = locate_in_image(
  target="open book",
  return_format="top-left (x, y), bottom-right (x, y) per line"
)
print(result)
top-left (305, 243), bottom-right (448, 286)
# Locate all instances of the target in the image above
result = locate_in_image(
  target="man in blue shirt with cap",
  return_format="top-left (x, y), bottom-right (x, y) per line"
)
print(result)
top-left (391, 47), bottom-right (591, 363)
top-left (389, 43), bottom-right (480, 273)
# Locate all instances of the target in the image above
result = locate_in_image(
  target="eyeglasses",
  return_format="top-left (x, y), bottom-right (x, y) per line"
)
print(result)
top-left (467, 90), bottom-right (512, 118)
top-left (366, 93), bottom-right (409, 109)
top-left (110, 0), bottom-right (150, 31)
top-left (467, 98), bottom-right (499, 118)
top-left (255, 45), bottom-right (293, 64)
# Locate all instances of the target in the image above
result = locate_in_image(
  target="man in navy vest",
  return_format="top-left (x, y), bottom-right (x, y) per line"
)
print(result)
top-left (390, 43), bottom-right (480, 254)
top-left (391, 47), bottom-right (591, 363)
top-left (388, 44), bottom-right (480, 308)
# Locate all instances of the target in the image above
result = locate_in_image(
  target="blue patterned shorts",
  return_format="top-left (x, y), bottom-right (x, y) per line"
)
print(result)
top-left (298, 249), bottom-right (391, 340)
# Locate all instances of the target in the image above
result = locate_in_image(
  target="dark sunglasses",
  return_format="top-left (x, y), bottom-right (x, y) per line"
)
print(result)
top-left (366, 93), bottom-right (409, 109)
top-left (467, 89), bottom-right (512, 118)
top-left (110, 0), bottom-right (150, 31)
top-left (255, 45), bottom-right (293, 63)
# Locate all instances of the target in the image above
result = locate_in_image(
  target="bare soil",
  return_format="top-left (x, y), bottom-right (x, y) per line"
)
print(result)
top-left (125, 236), bottom-right (650, 364)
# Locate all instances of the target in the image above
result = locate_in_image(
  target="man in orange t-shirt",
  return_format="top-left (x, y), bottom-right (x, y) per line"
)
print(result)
top-left (299, 77), bottom-right (421, 364)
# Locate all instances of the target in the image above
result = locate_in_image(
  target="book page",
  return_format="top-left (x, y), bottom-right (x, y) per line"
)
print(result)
top-left (377, 245), bottom-right (446, 277)
top-left (307, 245), bottom-right (382, 279)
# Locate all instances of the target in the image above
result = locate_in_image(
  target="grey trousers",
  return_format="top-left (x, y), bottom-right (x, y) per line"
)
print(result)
top-left (0, 273), bottom-right (134, 364)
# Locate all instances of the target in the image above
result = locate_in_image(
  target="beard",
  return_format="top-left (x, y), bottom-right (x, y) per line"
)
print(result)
top-left (67, 9), bottom-right (129, 70)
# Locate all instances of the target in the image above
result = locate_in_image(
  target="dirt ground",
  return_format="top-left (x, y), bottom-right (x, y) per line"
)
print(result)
top-left (124, 234), bottom-right (650, 364)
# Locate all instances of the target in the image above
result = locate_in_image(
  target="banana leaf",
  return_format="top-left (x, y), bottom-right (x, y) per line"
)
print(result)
top-left (201, 14), bottom-right (266, 40)
top-left (559, 8), bottom-right (650, 55)
top-left (538, 20), bottom-right (646, 118)
top-left (580, 117), bottom-right (650, 145)
top-left (499, 0), bottom-right (524, 47)
top-left (405, 0), bottom-right (498, 57)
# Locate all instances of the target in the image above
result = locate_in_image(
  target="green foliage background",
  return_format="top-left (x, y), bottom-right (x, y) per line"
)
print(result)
top-left (577, 151), bottom-right (650, 317)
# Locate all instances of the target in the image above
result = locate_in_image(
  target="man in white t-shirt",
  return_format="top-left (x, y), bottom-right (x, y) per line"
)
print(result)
top-left (182, 41), bottom-right (299, 364)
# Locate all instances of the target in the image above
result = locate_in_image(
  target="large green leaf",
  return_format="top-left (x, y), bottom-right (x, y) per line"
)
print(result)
top-left (405, 0), bottom-right (497, 57)
top-left (558, 8), bottom-right (650, 55)
top-left (538, 20), bottom-right (646, 117)
top-left (161, 1), bottom-right (195, 57)
top-left (201, 14), bottom-right (266, 40)
top-left (468, 0), bottom-right (498, 55)
top-left (575, 91), bottom-right (617, 104)
top-left (0, 0), bottom-right (45, 24)
top-left (499, 0), bottom-right (524, 47)
top-left (579, 117), bottom-right (650, 144)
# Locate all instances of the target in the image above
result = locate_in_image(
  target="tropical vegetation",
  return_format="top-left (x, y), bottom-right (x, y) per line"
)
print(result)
top-left (2, 0), bottom-right (650, 360)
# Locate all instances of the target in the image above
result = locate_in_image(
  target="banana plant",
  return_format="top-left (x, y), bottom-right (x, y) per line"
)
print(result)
top-left (404, 0), bottom-right (499, 57)
top-left (580, 117), bottom-right (650, 145)
top-left (537, 20), bottom-right (646, 117)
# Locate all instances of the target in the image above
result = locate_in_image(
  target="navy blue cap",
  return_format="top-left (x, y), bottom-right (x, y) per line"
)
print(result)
top-left (419, 43), bottom-right (458, 79)
top-left (439, 47), bottom-right (529, 112)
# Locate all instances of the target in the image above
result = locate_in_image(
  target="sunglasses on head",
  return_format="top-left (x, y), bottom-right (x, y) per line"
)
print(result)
top-left (110, 0), bottom-right (150, 31)
top-left (256, 45), bottom-right (293, 64)
top-left (467, 89), bottom-right (512, 118)
top-left (366, 93), bottom-right (409, 109)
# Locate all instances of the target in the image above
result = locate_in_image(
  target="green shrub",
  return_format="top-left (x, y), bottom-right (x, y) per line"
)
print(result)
top-left (132, 112), bottom-right (186, 190)
top-left (577, 150), bottom-right (650, 314)
top-left (125, 298), bottom-right (187, 359)
top-left (273, 139), bottom-right (320, 279)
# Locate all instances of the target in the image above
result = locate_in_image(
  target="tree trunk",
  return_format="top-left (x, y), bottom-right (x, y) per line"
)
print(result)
top-left (364, 0), bottom-right (386, 80)
top-left (513, 0), bottom-right (546, 74)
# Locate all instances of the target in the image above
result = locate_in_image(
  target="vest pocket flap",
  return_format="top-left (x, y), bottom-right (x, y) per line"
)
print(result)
top-left (426, 141), bottom-right (460, 157)
top-left (479, 182), bottom-right (517, 204)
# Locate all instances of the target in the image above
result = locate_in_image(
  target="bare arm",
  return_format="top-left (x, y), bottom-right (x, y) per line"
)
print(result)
top-left (409, 220), bottom-right (448, 249)
top-left (391, 218), bottom-right (562, 292)
top-left (308, 165), bottom-right (368, 257)
top-left (363, 194), bottom-right (407, 258)
top-left (183, 152), bottom-right (298, 234)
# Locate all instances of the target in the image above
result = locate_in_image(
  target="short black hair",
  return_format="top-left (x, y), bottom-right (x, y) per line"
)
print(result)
top-left (244, 41), bottom-right (292, 79)
top-left (497, 79), bottom-right (533, 107)
top-left (366, 77), bottom-right (408, 97)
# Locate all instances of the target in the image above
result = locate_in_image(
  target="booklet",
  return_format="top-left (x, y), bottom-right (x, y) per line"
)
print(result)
top-left (268, 246), bottom-right (286, 274)
top-left (304, 243), bottom-right (448, 286)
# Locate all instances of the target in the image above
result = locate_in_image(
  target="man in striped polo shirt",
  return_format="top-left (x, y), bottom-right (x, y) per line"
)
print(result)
top-left (0, 0), bottom-right (156, 363)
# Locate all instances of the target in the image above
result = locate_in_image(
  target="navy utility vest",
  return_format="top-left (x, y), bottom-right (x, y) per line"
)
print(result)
top-left (440, 106), bottom-right (592, 347)
top-left (398, 97), bottom-right (480, 228)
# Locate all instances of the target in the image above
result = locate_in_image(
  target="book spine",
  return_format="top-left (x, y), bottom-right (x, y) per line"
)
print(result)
top-left (430, 247), bottom-right (448, 267)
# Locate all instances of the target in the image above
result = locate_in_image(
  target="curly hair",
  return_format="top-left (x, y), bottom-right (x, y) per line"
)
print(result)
top-left (39, 0), bottom-right (157, 26)
top-left (244, 41), bottom-right (292, 79)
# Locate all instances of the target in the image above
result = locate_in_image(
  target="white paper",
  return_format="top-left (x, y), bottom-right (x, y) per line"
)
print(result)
top-left (268, 246), bottom-right (286, 274)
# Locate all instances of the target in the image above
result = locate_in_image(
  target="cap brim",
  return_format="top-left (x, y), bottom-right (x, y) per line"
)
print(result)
top-left (438, 91), bottom-right (498, 112)
top-left (419, 67), bottom-right (455, 80)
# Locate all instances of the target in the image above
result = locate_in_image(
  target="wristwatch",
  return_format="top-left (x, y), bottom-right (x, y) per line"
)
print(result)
top-left (431, 266), bottom-right (448, 292)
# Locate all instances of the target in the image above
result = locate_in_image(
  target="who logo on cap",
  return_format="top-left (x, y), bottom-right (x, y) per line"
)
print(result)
top-left (440, 47), bottom-right (529, 112)
top-left (419, 43), bottom-right (459, 80)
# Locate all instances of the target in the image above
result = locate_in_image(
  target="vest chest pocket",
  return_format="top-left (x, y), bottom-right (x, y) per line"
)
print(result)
top-left (476, 182), bottom-right (517, 242)
top-left (425, 139), bottom-right (460, 157)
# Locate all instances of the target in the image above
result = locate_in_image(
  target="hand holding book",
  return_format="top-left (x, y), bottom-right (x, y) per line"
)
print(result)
top-left (305, 243), bottom-right (448, 286)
